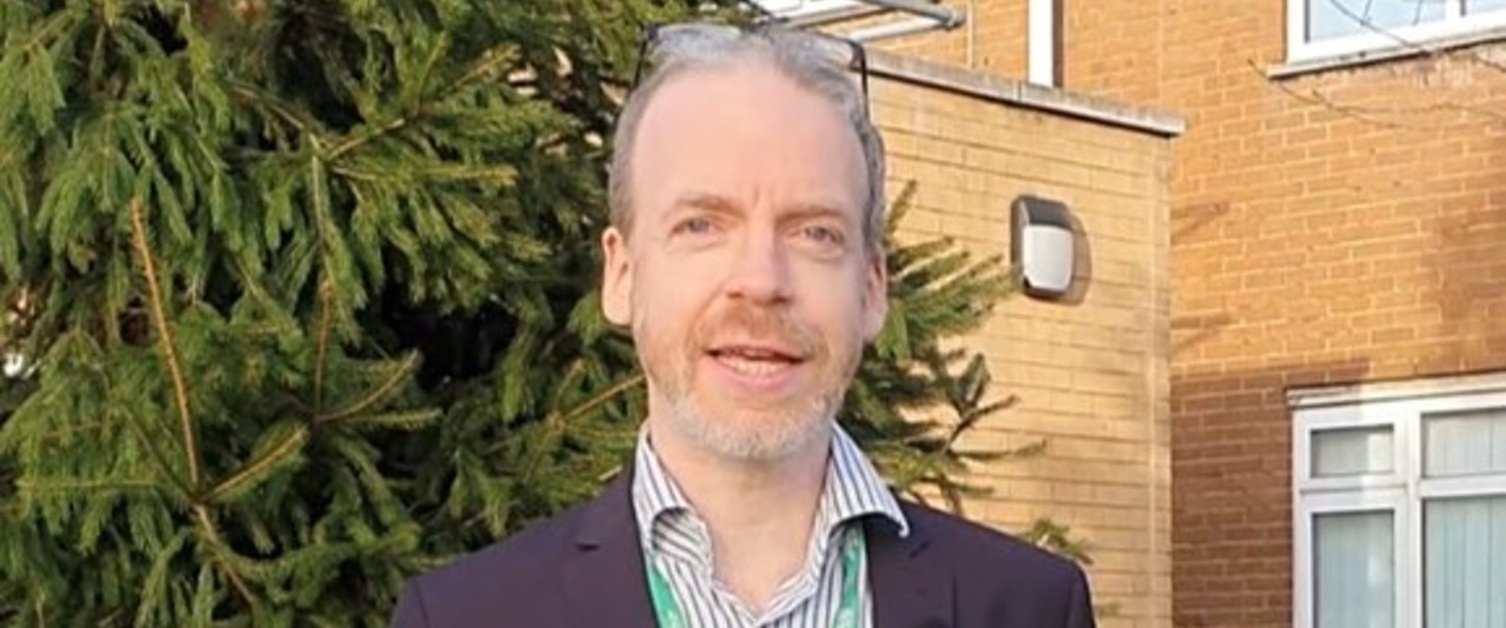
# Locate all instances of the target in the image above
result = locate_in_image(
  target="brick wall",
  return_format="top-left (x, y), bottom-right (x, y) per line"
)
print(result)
top-left (855, 0), bottom-right (1167, 105)
top-left (866, 53), bottom-right (1176, 628)
top-left (1045, 2), bottom-right (1506, 627)
top-left (871, 0), bottom-right (1027, 76)
top-left (803, 1), bottom-right (1506, 624)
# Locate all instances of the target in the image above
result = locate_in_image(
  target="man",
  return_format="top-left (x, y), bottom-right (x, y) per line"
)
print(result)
top-left (392, 21), bottom-right (1095, 628)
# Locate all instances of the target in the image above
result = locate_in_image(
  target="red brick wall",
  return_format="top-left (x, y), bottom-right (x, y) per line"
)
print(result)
top-left (862, 0), bottom-right (1029, 76)
top-left (1053, 1), bottom-right (1506, 627)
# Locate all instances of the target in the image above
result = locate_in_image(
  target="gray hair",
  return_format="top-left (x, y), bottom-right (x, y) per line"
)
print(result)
top-left (607, 25), bottom-right (887, 255)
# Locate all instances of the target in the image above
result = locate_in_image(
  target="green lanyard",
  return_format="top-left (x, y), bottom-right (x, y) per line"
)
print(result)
top-left (645, 526), bottom-right (866, 628)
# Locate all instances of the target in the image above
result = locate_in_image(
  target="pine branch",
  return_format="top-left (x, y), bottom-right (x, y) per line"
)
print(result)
top-left (124, 411), bottom-right (194, 499)
top-left (201, 426), bottom-right (309, 504)
top-left (557, 372), bottom-right (643, 425)
top-left (314, 351), bottom-right (420, 424)
top-left (85, 7), bottom-right (107, 90)
top-left (314, 279), bottom-right (332, 414)
top-left (16, 10), bottom-right (72, 58)
top-left (324, 117), bottom-right (408, 163)
top-left (131, 196), bottom-right (256, 609)
top-left (339, 408), bottom-right (440, 431)
top-left (508, 372), bottom-right (645, 487)
top-left (33, 420), bottom-right (108, 443)
top-left (409, 31), bottom-right (449, 107)
top-left (12, 478), bottom-right (159, 492)
top-left (323, 43), bottom-right (518, 162)
top-left (229, 83), bottom-right (319, 135)
top-left (448, 45), bottom-right (519, 95)
top-left (128, 198), bottom-right (202, 490)
top-left (190, 503), bottom-right (255, 607)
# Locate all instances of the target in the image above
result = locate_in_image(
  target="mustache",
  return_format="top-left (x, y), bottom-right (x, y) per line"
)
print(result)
top-left (692, 304), bottom-right (819, 355)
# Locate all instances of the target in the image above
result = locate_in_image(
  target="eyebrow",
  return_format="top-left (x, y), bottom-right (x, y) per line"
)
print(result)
top-left (668, 192), bottom-right (740, 216)
top-left (779, 202), bottom-right (849, 224)
top-left (666, 192), bottom-right (852, 225)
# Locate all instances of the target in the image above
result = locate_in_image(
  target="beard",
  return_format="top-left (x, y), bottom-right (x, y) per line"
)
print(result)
top-left (660, 387), bottom-right (833, 461)
top-left (637, 302), bottom-right (861, 461)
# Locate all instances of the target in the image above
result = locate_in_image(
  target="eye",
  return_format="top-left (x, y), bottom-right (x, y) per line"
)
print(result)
top-left (801, 225), bottom-right (844, 244)
top-left (674, 216), bottom-right (716, 235)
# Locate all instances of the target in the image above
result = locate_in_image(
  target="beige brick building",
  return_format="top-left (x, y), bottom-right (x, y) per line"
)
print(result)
top-left (770, 0), bottom-right (1506, 627)
top-left (753, 3), bottom-right (1188, 625)
top-left (866, 55), bottom-right (1180, 627)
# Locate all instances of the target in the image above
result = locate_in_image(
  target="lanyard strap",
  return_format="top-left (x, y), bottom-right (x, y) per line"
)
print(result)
top-left (646, 525), bottom-right (866, 628)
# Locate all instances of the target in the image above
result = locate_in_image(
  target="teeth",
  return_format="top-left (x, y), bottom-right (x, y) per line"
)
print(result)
top-left (716, 354), bottom-right (789, 377)
top-left (714, 346), bottom-right (796, 360)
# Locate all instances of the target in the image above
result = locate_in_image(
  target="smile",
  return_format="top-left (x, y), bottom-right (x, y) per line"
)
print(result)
top-left (703, 345), bottom-right (808, 390)
top-left (712, 352), bottom-right (798, 376)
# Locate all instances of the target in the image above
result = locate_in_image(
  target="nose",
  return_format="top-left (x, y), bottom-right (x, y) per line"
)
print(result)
top-left (723, 228), bottom-right (793, 305)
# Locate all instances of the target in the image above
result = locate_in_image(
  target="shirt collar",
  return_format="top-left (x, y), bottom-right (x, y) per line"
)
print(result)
top-left (630, 426), bottom-right (695, 543)
top-left (630, 422), bottom-right (910, 547)
top-left (818, 423), bottom-right (910, 537)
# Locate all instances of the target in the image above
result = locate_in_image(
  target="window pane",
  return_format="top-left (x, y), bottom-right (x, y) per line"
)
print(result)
top-left (1308, 0), bottom-right (1447, 42)
top-left (1467, 0), bottom-right (1506, 15)
top-left (1315, 510), bottom-right (1395, 628)
top-left (1424, 408), bottom-right (1506, 477)
top-left (1425, 496), bottom-right (1506, 628)
top-left (1313, 425), bottom-right (1394, 477)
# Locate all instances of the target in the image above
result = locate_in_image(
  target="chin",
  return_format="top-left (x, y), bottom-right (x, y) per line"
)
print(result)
top-left (668, 398), bottom-right (835, 462)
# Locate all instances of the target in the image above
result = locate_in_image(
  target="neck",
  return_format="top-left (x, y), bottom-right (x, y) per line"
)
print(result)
top-left (647, 419), bottom-right (831, 611)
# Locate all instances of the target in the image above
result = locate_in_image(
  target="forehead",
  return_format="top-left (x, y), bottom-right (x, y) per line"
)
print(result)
top-left (628, 63), bottom-right (868, 223)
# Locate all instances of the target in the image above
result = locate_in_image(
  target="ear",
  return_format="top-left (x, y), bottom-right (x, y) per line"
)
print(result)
top-left (860, 250), bottom-right (889, 342)
top-left (601, 226), bottom-right (634, 327)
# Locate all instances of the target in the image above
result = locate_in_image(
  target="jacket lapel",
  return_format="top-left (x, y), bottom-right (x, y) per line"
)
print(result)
top-left (866, 509), bottom-right (955, 628)
top-left (561, 472), bottom-right (658, 628)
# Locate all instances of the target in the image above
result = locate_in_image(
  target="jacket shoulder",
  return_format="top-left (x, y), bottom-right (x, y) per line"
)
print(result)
top-left (390, 499), bottom-right (594, 627)
top-left (900, 501), bottom-right (1096, 625)
top-left (903, 500), bottom-right (1083, 577)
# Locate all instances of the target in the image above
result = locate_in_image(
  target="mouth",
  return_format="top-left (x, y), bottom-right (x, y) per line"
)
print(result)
top-left (705, 344), bottom-right (807, 378)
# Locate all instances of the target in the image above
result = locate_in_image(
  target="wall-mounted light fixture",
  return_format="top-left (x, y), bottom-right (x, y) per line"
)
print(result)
top-left (1010, 194), bottom-right (1075, 300)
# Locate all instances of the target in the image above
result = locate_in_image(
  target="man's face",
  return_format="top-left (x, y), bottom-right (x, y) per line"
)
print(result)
top-left (601, 62), bottom-right (887, 461)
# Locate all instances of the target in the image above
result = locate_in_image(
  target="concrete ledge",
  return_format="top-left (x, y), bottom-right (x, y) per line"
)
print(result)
top-left (866, 49), bottom-right (1187, 138)
top-left (1288, 370), bottom-right (1506, 409)
top-left (1268, 26), bottom-right (1506, 79)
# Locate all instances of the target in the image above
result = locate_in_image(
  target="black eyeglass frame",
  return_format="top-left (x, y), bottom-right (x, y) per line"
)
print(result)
top-left (627, 21), bottom-right (871, 116)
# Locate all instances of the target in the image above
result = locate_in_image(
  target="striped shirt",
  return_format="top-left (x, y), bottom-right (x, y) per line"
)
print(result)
top-left (630, 425), bottom-right (909, 628)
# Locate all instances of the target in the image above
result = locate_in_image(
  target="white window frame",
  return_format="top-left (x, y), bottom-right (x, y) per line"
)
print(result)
top-left (749, 0), bottom-right (868, 21)
top-left (1287, 0), bottom-right (1506, 64)
top-left (1290, 372), bottom-right (1506, 628)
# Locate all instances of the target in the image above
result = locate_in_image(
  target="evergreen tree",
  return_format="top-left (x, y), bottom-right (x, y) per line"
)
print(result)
top-left (0, 1), bottom-right (1063, 625)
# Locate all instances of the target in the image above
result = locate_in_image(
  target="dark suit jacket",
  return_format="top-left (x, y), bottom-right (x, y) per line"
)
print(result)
top-left (392, 472), bottom-right (1096, 627)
